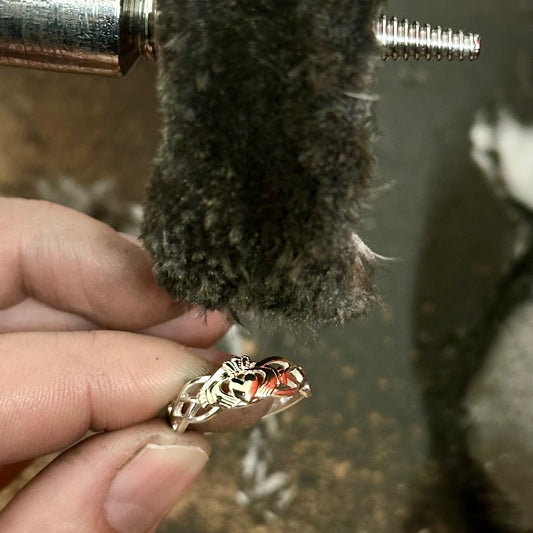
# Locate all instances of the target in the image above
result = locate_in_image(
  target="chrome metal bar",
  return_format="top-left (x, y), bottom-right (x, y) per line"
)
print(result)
top-left (0, 0), bottom-right (155, 75)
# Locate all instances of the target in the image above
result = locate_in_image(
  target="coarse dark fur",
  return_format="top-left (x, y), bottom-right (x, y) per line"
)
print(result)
top-left (142, 0), bottom-right (381, 327)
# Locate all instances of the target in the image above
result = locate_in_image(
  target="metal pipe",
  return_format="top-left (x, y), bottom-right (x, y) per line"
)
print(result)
top-left (0, 0), bottom-right (156, 75)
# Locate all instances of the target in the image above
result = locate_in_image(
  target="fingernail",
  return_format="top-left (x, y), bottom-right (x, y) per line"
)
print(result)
top-left (104, 442), bottom-right (209, 533)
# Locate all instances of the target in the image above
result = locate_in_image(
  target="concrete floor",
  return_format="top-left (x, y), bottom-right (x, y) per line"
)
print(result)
top-left (1, 0), bottom-right (533, 531)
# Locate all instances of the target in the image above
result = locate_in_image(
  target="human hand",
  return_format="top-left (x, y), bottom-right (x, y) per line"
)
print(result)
top-left (0, 197), bottom-right (232, 532)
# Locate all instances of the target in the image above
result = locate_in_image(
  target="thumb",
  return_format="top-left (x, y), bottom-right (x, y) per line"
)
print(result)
top-left (0, 421), bottom-right (209, 533)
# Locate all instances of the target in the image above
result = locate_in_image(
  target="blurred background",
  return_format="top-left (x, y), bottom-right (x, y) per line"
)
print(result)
top-left (1, 0), bottom-right (533, 531)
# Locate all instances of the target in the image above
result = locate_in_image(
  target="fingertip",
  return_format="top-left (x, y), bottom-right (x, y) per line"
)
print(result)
top-left (142, 308), bottom-right (232, 347)
top-left (0, 421), bottom-right (210, 533)
top-left (104, 429), bottom-right (210, 533)
top-left (3, 198), bottom-right (181, 330)
top-left (187, 347), bottom-right (232, 365)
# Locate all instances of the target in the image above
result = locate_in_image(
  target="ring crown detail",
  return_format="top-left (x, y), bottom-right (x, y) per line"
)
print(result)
top-left (199, 356), bottom-right (309, 409)
top-left (167, 355), bottom-right (311, 433)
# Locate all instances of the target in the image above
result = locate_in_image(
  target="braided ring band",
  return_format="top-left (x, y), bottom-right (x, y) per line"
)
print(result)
top-left (167, 355), bottom-right (311, 433)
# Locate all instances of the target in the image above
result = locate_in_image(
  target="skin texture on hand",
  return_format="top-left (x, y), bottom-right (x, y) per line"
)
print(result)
top-left (0, 198), bottom-right (243, 532)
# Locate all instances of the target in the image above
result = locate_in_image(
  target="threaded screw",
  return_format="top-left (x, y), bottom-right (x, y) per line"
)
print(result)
top-left (373, 15), bottom-right (481, 61)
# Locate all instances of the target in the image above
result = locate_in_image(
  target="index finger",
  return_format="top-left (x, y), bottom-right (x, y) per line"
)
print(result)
top-left (0, 198), bottom-right (187, 330)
